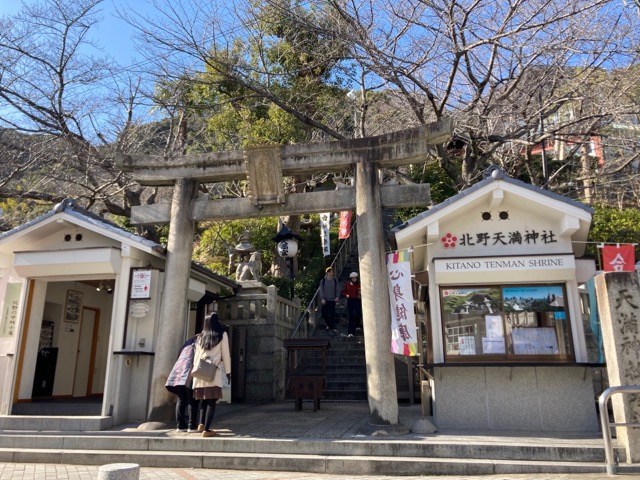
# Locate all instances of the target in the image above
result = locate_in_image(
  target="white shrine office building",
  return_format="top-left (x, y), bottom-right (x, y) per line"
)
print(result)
top-left (0, 199), bottom-right (238, 428)
top-left (389, 168), bottom-right (599, 432)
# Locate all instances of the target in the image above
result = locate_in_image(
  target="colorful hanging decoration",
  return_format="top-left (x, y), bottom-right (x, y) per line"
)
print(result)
top-left (386, 250), bottom-right (418, 356)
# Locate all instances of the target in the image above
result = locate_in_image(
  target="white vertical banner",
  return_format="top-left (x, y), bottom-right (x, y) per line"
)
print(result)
top-left (320, 212), bottom-right (331, 256)
top-left (386, 250), bottom-right (418, 356)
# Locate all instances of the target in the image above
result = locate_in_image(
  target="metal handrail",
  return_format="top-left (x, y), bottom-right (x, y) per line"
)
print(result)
top-left (416, 363), bottom-right (435, 417)
top-left (599, 385), bottom-right (640, 475)
top-left (290, 219), bottom-right (358, 338)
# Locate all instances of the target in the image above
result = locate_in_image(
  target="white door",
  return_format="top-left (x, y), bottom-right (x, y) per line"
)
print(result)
top-left (72, 308), bottom-right (96, 397)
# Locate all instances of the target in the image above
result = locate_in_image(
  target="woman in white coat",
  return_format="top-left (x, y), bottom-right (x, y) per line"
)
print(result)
top-left (192, 313), bottom-right (231, 437)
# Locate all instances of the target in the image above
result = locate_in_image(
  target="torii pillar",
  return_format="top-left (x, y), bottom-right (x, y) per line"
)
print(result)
top-left (356, 157), bottom-right (405, 433)
top-left (116, 121), bottom-right (452, 430)
top-left (147, 178), bottom-right (198, 422)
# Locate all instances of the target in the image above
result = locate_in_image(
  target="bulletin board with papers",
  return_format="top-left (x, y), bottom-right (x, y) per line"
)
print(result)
top-left (511, 327), bottom-right (559, 355)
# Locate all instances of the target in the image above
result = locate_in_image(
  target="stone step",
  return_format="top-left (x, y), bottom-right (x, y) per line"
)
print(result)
top-left (311, 337), bottom-right (364, 348)
top-left (330, 345), bottom-right (365, 353)
top-left (293, 369), bottom-right (367, 377)
top-left (296, 371), bottom-right (367, 381)
top-left (295, 355), bottom-right (362, 364)
top-left (302, 353), bottom-right (365, 364)
top-left (0, 431), bottom-right (612, 461)
top-left (325, 380), bottom-right (368, 391)
top-left (11, 401), bottom-right (103, 417)
top-left (301, 350), bottom-right (364, 359)
top-left (0, 401), bottom-right (629, 476)
top-left (0, 431), bottom-right (622, 476)
top-left (330, 339), bottom-right (363, 347)
top-left (323, 390), bottom-right (368, 400)
top-left (0, 446), bottom-right (620, 476)
top-left (303, 346), bottom-right (364, 356)
top-left (0, 416), bottom-right (113, 432)
top-left (297, 361), bottom-right (366, 369)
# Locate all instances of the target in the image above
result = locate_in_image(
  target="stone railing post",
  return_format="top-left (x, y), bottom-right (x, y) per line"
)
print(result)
top-left (266, 284), bottom-right (278, 323)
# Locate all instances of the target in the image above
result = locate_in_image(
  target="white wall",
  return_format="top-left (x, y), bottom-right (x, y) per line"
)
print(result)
top-left (0, 269), bottom-right (26, 413)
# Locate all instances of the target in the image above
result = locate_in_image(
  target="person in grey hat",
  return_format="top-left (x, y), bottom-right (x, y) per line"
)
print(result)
top-left (342, 271), bottom-right (362, 337)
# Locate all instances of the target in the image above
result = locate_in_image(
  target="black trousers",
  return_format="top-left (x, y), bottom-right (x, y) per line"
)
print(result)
top-left (174, 385), bottom-right (198, 430)
top-left (199, 399), bottom-right (218, 431)
top-left (346, 298), bottom-right (362, 334)
top-left (322, 301), bottom-right (337, 329)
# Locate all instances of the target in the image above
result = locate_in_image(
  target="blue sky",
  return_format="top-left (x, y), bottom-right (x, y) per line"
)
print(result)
top-left (0, 0), bottom-right (151, 67)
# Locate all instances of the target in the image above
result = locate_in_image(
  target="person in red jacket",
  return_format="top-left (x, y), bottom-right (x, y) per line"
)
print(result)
top-left (342, 272), bottom-right (362, 337)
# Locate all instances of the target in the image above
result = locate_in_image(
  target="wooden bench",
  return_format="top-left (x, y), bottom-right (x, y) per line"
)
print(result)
top-left (290, 375), bottom-right (325, 412)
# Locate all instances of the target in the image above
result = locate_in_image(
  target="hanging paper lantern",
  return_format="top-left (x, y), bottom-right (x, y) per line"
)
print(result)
top-left (277, 239), bottom-right (298, 258)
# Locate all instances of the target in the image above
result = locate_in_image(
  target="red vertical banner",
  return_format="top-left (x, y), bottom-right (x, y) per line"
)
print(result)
top-left (338, 211), bottom-right (352, 239)
top-left (602, 244), bottom-right (636, 272)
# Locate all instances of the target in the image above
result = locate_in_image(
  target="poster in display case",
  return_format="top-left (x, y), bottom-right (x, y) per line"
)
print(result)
top-left (64, 290), bottom-right (83, 323)
top-left (511, 327), bottom-right (559, 355)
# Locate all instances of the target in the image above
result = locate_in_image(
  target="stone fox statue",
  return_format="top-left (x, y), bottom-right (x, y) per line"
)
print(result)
top-left (237, 251), bottom-right (262, 281)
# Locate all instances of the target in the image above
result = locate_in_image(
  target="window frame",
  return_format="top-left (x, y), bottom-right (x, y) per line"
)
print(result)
top-left (440, 283), bottom-right (575, 364)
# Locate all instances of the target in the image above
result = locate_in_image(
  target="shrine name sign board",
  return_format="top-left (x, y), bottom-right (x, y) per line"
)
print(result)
top-left (434, 254), bottom-right (575, 274)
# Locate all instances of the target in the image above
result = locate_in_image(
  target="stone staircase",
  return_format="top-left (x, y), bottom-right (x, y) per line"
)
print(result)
top-left (301, 219), bottom-right (419, 404)
top-left (296, 331), bottom-right (367, 401)
top-left (0, 401), bottom-right (631, 476)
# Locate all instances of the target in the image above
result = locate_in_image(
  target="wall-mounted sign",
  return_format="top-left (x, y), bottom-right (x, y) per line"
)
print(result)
top-left (129, 302), bottom-right (150, 318)
top-left (131, 269), bottom-right (152, 299)
top-left (439, 228), bottom-right (558, 250)
top-left (435, 254), bottom-right (575, 274)
top-left (0, 283), bottom-right (22, 337)
top-left (64, 290), bottom-right (83, 323)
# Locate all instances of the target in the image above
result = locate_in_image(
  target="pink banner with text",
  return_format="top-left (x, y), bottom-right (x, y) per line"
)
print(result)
top-left (386, 250), bottom-right (418, 356)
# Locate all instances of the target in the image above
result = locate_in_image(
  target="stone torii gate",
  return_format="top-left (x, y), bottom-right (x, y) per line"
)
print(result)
top-left (116, 120), bottom-right (452, 432)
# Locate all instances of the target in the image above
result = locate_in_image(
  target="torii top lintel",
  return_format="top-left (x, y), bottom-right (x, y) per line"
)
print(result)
top-left (115, 120), bottom-right (452, 187)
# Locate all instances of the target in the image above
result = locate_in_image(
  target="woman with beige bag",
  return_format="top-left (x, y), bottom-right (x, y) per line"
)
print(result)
top-left (192, 313), bottom-right (231, 437)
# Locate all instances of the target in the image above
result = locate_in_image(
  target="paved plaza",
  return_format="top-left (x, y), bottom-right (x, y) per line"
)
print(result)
top-left (2, 463), bottom-right (640, 480)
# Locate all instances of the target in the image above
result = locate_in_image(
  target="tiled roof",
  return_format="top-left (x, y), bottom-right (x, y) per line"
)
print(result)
top-left (391, 167), bottom-right (594, 234)
top-left (0, 198), bottom-right (162, 251)
top-left (0, 199), bottom-right (239, 290)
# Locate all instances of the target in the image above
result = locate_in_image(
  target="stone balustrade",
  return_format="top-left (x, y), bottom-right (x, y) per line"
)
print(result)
top-left (219, 283), bottom-right (301, 401)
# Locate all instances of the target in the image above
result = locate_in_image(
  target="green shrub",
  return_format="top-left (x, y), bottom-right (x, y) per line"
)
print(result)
top-left (261, 274), bottom-right (294, 300)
